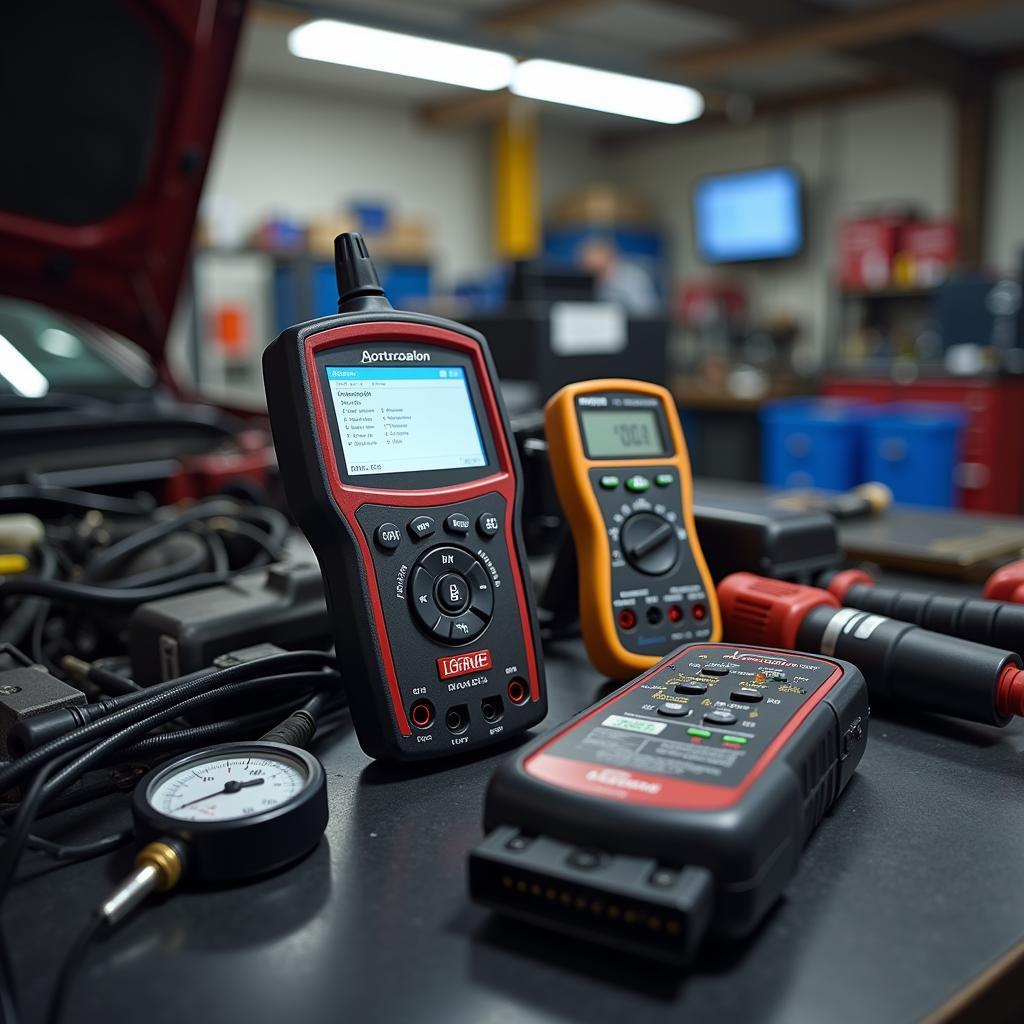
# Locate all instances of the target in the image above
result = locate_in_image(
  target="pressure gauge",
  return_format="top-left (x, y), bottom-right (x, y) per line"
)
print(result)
top-left (133, 741), bottom-right (328, 883)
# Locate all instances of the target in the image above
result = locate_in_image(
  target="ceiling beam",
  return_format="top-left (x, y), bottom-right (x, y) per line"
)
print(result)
top-left (654, 0), bottom-right (986, 92)
top-left (594, 75), bottom-right (907, 149)
top-left (480, 0), bottom-right (602, 36)
top-left (662, 0), bottom-right (1017, 79)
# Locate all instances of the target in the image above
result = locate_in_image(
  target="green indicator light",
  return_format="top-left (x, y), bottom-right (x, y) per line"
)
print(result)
top-left (687, 727), bottom-right (711, 739)
top-left (723, 735), bottom-right (748, 745)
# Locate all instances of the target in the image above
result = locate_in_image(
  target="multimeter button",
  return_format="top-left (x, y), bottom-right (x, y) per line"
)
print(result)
top-left (704, 709), bottom-right (738, 726)
top-left (444, 512), bottom-right (471, 535)
top-left (411, 568), bottom-right (439, 626)
top-left (674, 681), bottom-right (708, 695)
top-left (654, 473), bottom-right (674, 487)
top-left (435, 573), bottom-right (470, 614)
top-left (598, 475), bottom-right (620, 490)
top-left (624, 475), bottom-right (651, 493)
top-left (700, 665), bottom-right (730, 676)
top-left (731, 688), bottom-right (764, 703)
top-left (374, 522), bottom-right (403, 551)
top-left (431, 617), bottom-right (453, 640)
top-left (657, 702), bottom-right (691, 718)
top-left (448, 612), bottom-right (483, 642)
top-left (408, 516), bottom-right (436, 540)
top-left (477, 512), bottom-right (500, 537)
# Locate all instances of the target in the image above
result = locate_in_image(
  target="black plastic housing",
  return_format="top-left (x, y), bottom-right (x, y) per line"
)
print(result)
top-left (693, 496), bottom-right (840, 583)
top-left (129, 543), bottom-right (328, 683)
top-left (471, 642), bottom-right (868, 962)
top-left (262, 304), bottom-right (546, 762)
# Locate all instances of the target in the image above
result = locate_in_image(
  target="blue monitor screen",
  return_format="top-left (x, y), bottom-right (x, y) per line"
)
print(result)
top-left (693, 167), bottom-right (803, 263)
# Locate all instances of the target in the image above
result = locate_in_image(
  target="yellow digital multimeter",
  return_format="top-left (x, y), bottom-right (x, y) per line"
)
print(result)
top-left (544, 379), bottom-right (720, 680)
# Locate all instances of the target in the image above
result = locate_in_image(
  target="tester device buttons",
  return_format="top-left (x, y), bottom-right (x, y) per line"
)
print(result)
top-left (599, 475), bottom-right (620, 490)
top-left (674, 681), bottom-right (708, 695)
top-left (655, 473), bottom-right (674, 487)
top-left (625, 475), bottom-right (651, 493)
top-left (445, 513), bottom-right (471, 535)
top-left (408, 515), bottom-right (436, 540)
top-left (730, 688), bottom-right (764, 703)
top-left (657, 702), bottom-right (691, 718)
top-left (704, 709), bottom-right (738, 726)
top-left (700, 665), bottom-right (730, 677)
top-left (375, 522), bottom-right (403, 551)
top-left (477, 512), bottom-right (500, 537)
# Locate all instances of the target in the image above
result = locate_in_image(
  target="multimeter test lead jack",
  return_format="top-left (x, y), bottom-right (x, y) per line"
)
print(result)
top-left (718, 572), bottom-right (1024, 727)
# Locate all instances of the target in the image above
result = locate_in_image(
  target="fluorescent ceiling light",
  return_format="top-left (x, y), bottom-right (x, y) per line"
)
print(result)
top-left (288, 19), bottom-right (515, 92)
top-left (512, 59), bottom-right (703, 124)
top-left (0, 332), bottom-right (49, 398)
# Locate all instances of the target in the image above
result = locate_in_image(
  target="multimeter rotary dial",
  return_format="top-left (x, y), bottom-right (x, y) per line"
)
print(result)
top-left (620, 511), bottom-right (680, 576)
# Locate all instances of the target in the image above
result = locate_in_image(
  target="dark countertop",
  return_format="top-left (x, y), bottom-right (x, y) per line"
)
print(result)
top-left (6, 630), bottom-right (1024, 1024)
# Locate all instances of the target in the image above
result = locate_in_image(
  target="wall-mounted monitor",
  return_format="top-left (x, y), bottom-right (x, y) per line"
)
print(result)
top-left (693, 166), bottom-right (804, 264)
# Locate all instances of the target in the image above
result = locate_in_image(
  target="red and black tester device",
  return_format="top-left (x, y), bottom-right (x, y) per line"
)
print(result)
top-left (470, 641), bottom-right (867, 963)
top-left (263, 234), bottom-right (546, 761)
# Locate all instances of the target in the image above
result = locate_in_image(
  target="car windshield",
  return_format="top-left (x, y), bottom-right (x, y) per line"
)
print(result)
top-left (0, 297), bottom-right (153, 397)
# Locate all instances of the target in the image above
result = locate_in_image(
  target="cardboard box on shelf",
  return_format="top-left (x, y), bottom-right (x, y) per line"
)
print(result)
top-left (551, 184), bottom-right (655, 226)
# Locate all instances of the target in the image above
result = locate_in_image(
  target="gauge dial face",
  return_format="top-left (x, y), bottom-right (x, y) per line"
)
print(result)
top-left (147, 751), bottom-right (309, 823)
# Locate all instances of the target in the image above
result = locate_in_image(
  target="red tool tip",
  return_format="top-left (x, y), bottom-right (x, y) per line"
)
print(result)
top-left (716, 573), bottom-right (839, 650)
top-left (984, 560), bottom-right (1024, 604)
top-left (996, 665), bottom-right (1024, 719)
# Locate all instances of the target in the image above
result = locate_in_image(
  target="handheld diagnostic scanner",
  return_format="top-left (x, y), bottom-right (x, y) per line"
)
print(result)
top-left (544, 379), bottom-right (719, 681)
top-left (470, 641), bottom-right (867, 964)
top-left (263, 234), bottom-right (546, 761)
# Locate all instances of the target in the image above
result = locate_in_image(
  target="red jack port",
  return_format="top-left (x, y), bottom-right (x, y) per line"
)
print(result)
top-left (507, 678), bottom-right (528, 705)
top-left (667, 604), bottom-right (683, 623)
top-left (618, 609), bottom-right (637, 630)
top-left (410, 700), bottom-right (434, 729)
top-left (691, 603), bottom-right (707, 621)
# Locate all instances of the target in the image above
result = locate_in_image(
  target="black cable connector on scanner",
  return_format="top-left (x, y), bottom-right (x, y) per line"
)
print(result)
top-left (335, 232), bottom-right (392, 314)
top-left (718, 572), bottom-right (1024, 727)
top-left (820, 568), bottom-right (1024, 658)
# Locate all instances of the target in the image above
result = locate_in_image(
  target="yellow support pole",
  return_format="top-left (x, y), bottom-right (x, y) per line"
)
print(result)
top-left (494, 100), bottom-right (540, 261)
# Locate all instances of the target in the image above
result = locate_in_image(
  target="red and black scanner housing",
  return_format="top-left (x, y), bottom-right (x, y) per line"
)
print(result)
top-left (262, 239), bottom-right (546, 761)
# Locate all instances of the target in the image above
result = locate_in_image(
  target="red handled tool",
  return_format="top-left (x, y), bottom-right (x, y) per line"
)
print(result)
top-left (718, 572), bottom-right (1024, 727)
top-left (984, 560), bottom-right (1024, 604)
top-left (819, 568), bottom-right (1024, 657)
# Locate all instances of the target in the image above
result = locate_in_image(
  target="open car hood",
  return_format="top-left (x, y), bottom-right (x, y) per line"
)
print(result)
top-left (0, 0), bottom-right (247, 368)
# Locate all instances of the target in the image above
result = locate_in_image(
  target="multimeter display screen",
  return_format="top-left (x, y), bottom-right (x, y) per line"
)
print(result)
top-left (326, 366), bottom-right (487, 476)
top-left (579, 408), bottom-right (666, 458)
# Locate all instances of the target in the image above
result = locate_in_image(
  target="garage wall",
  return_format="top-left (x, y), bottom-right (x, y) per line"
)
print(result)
top-left (203, 81), bottom-right (601, 287)
top-left (986, 71), bottom-right (1024, 276)
top-left (604, 89), bottom-right (958, 362)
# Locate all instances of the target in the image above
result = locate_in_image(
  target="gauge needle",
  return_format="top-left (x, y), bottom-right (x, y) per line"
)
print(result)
top-left (174, 777), bottom-right (266, 810)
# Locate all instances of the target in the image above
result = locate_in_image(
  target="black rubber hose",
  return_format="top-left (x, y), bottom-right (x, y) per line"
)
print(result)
top-left (0, 651), bottom-right (334, 795)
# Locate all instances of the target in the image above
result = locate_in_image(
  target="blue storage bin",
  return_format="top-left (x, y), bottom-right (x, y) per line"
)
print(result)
top-left (761, 399), bottom-right (867, 490)
top-left (863, 403), bottom-right (965, 508)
